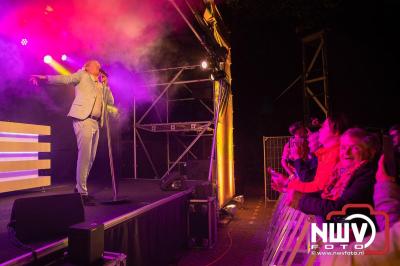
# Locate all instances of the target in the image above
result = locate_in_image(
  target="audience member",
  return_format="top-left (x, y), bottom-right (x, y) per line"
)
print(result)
top-left (272, 113), bottom-right (350, 194)
top-left (319, 139), bottom-right (400, 266)
top-left (291, 128), bottom-right (376, 220)
top-left (281, 121), bottom-right (309, 176)
top-left (292, 127), bottom-right (321, 182)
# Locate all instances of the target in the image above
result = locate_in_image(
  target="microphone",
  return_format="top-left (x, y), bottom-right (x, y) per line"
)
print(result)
top-left (99, 69), bottom-right (109, 85)
top-left (99, 68), bottom-right (108, 77)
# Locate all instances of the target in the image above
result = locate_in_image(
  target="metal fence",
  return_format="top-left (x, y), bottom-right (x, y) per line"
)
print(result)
top-left (262, 193), bottom-right (317, 266)
top-left (263, 136), bottom-right (291, 201)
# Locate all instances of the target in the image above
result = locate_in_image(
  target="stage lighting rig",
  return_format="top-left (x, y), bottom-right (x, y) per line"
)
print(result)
top-left (210, 70), bottom-right (226, 81)
top-left (205, 58), bottom-right (226, 81)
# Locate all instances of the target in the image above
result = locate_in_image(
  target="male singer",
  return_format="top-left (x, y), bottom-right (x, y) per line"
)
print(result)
top-left (31, 60), bottom-right (114, 204)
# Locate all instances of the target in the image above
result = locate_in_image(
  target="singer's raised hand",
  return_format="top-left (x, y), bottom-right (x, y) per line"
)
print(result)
top-left (30, 75), bottom-right (47, 86)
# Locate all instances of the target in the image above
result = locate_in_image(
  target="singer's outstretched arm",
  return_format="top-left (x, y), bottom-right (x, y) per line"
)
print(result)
top-left (46, 70), bottom-right (83, 86)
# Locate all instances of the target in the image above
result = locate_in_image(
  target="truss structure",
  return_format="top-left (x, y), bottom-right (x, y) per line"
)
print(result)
top-left (133, 65), bottom-right (215, 180)
top-left (132, 0), bottom-right (234, 208)
top-left (302, 31), bottom-right (330, 120)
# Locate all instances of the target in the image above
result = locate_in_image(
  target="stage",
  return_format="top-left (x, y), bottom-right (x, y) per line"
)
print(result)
top-left (0, 179), bottom-right (200, 265)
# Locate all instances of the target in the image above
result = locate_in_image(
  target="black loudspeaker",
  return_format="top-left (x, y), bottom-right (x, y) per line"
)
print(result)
top-left (8, 193), bottom-right (84, 243)
top-left (69, 222), bottom-right (104, 265)
top-left (160, 170), bottom-right (187, 191)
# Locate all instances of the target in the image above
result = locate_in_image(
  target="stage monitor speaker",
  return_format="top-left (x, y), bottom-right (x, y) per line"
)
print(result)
top-left (160, 170), bottom-right (187, 191)
top-left (188, 197), bottom-right (217, 248)
top-left (69, 222), bottom-right (104, 265)
top-left (8, 193), bottom-right (84, 243)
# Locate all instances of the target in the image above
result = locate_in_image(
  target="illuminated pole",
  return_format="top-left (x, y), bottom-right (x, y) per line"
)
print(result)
top-left (133, 96), bottom-right (137, 179)
top-left (208, 81), bottom-right (223, 184)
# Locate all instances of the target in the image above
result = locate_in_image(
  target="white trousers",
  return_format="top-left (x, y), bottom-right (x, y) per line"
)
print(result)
top-left (72, 118), bottom-right (100, 195)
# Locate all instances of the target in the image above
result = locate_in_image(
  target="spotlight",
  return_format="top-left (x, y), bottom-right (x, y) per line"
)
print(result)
top-left (61, 54), bottom-right (67, 61)
top-left (222, 204), bottom-right (237, 217)
top-left (201, 60), bottom-right (208, 70)
top-left (232, 195), bottom-right (245, 209)
top-left (20, 38), bottom-right (28, 46)
top-left (43, 55), bottom-right (52, 64)
top-left (210, 70), bottom-right (226, 81)
top-left (233, 195), bottom-right (244, 204)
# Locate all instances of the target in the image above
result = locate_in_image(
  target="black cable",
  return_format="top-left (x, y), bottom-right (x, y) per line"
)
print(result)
top-left (205, 230), bottom-right (233, 266)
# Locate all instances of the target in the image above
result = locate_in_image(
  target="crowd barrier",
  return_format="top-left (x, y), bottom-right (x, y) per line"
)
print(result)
top-left (263, 136), bottom-right (290, 201)
top-left (262, 193), bottom-right (317, 266)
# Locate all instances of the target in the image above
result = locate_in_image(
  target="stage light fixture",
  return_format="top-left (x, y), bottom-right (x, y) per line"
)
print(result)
top-left (201, 60), bottom-right (208, 70)
top-left (233, 195), bottom-right (244, 204)
top-left (20, 38), bottom-right (28, 46)
top-left (222, 204), bottom-right (237, 217)
top-left (210, 70), bottom-right (226, 81)
top-left (232, 195), bottom-right (245, 209)
top-left (43, 55), bottom-right (53, 64)
top-left (61, 54), bottom-right (67, 61)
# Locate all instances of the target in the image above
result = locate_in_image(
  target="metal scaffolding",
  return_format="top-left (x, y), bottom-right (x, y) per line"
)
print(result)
top-left (302, 31), bottom-right (330, 120)
top-left (133, 65), bottom-right (215, 181)
top-left (132, 0), bottom-right (234, 208)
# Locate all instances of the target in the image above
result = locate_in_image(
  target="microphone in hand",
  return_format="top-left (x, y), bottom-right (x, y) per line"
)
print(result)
top-left (99, 69), bottom-right (108, 86)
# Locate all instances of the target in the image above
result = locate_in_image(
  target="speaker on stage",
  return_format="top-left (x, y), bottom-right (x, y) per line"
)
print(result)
top-left (160, 170), bottom-right (187, 191)
top-left (69, 222), bottom-right (104, 265)
top-left (188, 197), bottom-right (217, 248)
top-left (8, 193), bottom-right (84, 243)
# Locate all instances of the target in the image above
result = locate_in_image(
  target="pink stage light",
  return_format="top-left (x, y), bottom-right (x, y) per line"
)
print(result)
top-left (61, 54), bottom-right (67, 61)
top-left (21, 38), bottom-right (28, 46)
top-left (43, 55), bottom-right (52, 64)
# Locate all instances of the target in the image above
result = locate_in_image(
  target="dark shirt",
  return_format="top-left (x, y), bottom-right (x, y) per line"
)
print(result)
top-left (298, 162), bottom-right (376, 219)
top-left (293, 154), bottom-right (318, 182)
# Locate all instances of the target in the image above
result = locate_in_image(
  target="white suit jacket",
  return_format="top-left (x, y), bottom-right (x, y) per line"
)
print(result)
top-left (47, 70), bottom-right (114, 127)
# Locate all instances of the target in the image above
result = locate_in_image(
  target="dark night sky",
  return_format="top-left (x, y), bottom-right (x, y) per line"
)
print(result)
top-left (218, 0), bottom-right (398, 190)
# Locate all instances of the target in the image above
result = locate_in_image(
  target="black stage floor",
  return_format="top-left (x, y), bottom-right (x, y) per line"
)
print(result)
top-left (0, 179), bottom-right (199, 264)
